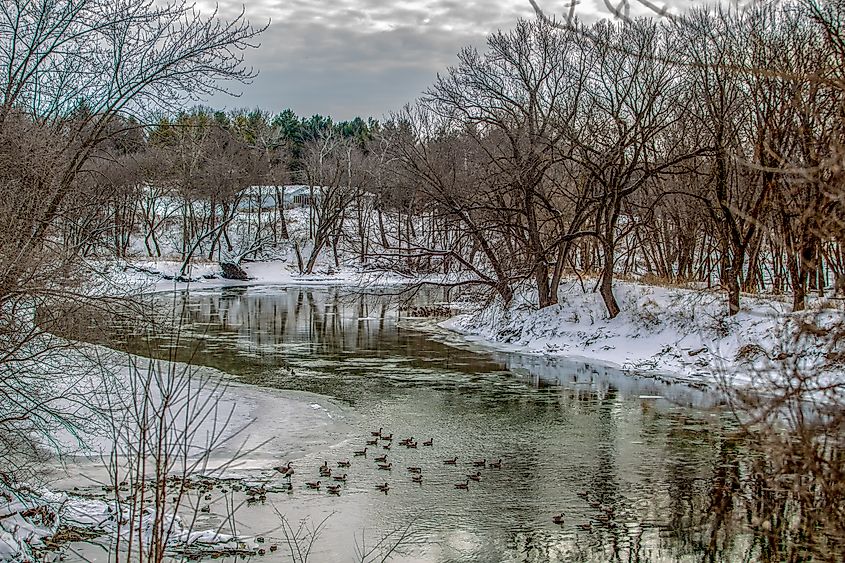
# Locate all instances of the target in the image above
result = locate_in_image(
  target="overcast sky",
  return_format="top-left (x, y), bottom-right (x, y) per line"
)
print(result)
top-left (198, 1), bottom-right (652, 121)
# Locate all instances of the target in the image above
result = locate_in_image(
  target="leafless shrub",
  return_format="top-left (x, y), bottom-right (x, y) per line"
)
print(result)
top-left (705, 307), bottom-right (845, 561)
top-left (99, 347), bottom-right (265, 562)
top-left (273, 511), bottom-right (334, 563)
top-left (354, 519), bottom-right (418, 563)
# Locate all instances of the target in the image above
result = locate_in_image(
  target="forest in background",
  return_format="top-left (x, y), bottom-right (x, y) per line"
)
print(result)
top-left (5, 2), bottom-right (842, 323)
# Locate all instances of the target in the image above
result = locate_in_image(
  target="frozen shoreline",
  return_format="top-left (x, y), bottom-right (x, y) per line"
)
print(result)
top-left (438, 280), bottom-right (842, 391)
top-left (2, 346), bottom-right (354, 561)
top-left (107, 258), bottom-right (418, 295)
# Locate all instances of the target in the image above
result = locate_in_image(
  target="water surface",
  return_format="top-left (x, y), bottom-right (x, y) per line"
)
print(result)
top-left (82, 286), bottom-right (742, 562)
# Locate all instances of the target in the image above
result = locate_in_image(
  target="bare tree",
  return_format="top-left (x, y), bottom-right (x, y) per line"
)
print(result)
top-left (565, 19), bottom-right (699, 317)
top-left (388, 106), bottom-right (519, 303)
top-left (424, 18), bottom-right (593, 308)
top-left (0, 0), bottom-right (264, 475)
top-left (299, 130), bottom-right (359, 274)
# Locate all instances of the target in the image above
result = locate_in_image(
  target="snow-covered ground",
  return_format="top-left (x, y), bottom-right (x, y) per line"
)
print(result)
top-left (0, 485), bottom-right (243, 561)
top-left (441, 279), bottom-right (844, 390)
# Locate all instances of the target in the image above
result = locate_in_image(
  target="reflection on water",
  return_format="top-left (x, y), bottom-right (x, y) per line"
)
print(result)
top-left (101, 286), bottom-right (747, 562)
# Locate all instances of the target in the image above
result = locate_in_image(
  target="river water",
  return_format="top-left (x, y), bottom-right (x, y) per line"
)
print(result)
top-left (66, 285), bottom-right (744, 562)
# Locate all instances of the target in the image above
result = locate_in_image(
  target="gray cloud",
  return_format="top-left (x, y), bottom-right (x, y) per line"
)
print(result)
top-left (200, 0), bottom-right (630, 120)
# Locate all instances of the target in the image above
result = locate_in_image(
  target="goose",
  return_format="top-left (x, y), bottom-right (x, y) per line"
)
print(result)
top-left (406, 441), bottom-right (418, 449)
top-left (353, 447), bottom-right (368, 457)
top-left (595, 512), bottom-right (612, 524)
top-left (487, 459), bottom-right (502, 469)
top-left (319, 467), bottom-right (332, 477)
top-left (273, 466), bottom-right (293, 477)
top-left (552, 513), bottom-right (565, 525)
top-left (407, 467), bottom-right (422, 473)
top-left (337, 460), bottom-right (351, 468)
top-left (422, 438), bottom-right (433, 447)
top-left (371, 427), bottom-right (383, 437)
top-left (443, 457), bottom-right (457, 465)
top-left (380, 433), bottom-right (393, 441)
top-left (246, 486), bottom-right (267, 498)
top-left (576, 522), bottom-right (593, 532)
top-left (454, 480), bottom-right (469, 490)
top-left (467, 472), bottom-right (482, 482)
top-left (326, 484), bottom-right (342, 495)
top-left (366, 438), bottom-right (379, 445)
top-left (332, 473), bottom-right (347, 482)
top-left (375, 482), bottom-right (390, 493)
top-left (576, 490), bottom-right (589, 499)
top-left (273, 463), bottom-right (293, 475)
top-left (305, 481), bottom-right (321, 490)
top-left (378, 463), bottom-right (392, 471)
top-left (411, 475), bottom-right (423, 483)
top-left (382, 444), bottom-right (391, 450)
top-left (374, 454), bottom-right (388, 463)
top-left (472, 459), bottom-right (486, 467)
top-left (399, 437), bottom-right (414, 446)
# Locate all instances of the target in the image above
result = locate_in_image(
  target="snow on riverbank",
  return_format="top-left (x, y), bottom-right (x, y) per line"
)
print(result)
top-left (102, 257), bottom-right (417, 295)
top-left (441, 280), bottom-right (844, 388)
top-left (0, 485), bottom-right (241, 561)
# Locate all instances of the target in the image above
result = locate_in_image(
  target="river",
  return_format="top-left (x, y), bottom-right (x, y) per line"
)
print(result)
top-left (56, 285), bottom-right (744, 562)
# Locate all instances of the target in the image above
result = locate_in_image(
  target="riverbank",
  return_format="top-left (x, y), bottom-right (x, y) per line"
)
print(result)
top-left (440, 279), bottom-right (844, 390)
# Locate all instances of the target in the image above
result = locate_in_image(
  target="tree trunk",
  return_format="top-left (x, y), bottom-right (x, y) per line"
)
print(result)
top-left (497, 280), bottom-right (514, 306)
top-left (726, 274), bottom-right (741, 316)
top-left (294, 241), bottom-right (304, 274)
top-left (144, 231), bottom-right (154, 257)
top-left (524, 185), bottom-right (552, 308)
top-left (377, 207), bottom-right (389, 248)
top-left (599, 240), bottom-right (620, 319)
top-left (305, 236), bottom-right (326, 274)
top-left (275, 186), bottom-right (289, 240)
top-left (792, 272), bottom-right (806, 312)
top-left (548, 240), bottom-right (573, 307)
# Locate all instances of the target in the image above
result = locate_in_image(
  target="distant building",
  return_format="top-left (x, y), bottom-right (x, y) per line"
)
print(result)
top-left (287, 186), bottom-right (315, 207)
top-left (236, 185), bottom-right (370, 210)
top-left (236, 185), bottom-right (315, 211)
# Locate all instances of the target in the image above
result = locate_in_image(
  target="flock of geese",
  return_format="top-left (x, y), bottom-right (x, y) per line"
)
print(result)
top-left (273, 427), bottom-right (503, 497)
top-left (270, 427), bottom-right (615, 529)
